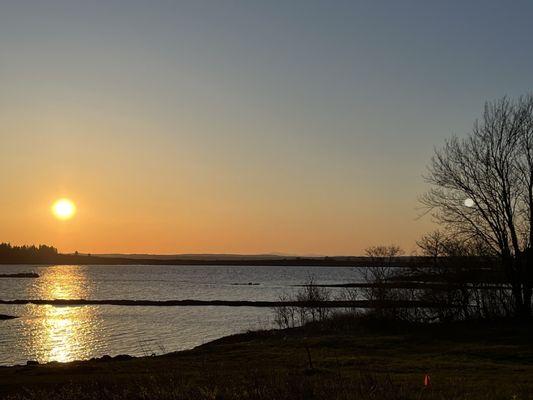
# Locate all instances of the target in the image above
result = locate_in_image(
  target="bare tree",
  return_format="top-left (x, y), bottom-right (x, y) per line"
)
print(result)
top-left (421, 95), bottom-right (533, 318)
top-left (416, 231), bottom-right (449, 261)
top-left (273, 277), bottom-right (332, 329)
top-left (358, 245), bottom-right (405, 317)
top-left (362, 245), bottom-right (404, 289)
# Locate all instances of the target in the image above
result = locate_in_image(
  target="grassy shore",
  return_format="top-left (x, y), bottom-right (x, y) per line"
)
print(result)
top-left (1, 315), bottom-right (532, 399)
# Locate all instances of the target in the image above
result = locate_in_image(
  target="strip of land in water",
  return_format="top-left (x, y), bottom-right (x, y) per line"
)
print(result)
top-left (0, 299), bottom-right (450, 308)
top-left (0, 254), bottom-right (405, 266)
top-left (0, 273), bottom-right (39, 278)
top-left (2, 250), bottom-right (482, 267)
top-left (294, 282), bottom-right (508, 289)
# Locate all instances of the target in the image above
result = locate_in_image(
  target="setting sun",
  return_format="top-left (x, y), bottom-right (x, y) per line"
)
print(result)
top-left (52, 199), bottom-right (77, 220)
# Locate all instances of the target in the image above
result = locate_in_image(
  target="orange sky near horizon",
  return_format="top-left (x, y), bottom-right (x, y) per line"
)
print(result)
top-left (0, 113), bottom-right (435, 255)
top-left (0, 130), bottom-right (436, 256)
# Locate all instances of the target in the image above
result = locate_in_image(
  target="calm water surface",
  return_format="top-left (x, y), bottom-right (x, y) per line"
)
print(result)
top-left (0, 264), bottom-right (359, 366)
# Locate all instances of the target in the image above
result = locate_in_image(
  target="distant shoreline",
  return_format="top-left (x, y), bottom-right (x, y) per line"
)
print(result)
top-left (0, 254), bottom-right (423, 267)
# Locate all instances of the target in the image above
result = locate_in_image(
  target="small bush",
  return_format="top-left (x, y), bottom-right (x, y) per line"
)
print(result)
top-left (273, 276), bottom-right (332, 329)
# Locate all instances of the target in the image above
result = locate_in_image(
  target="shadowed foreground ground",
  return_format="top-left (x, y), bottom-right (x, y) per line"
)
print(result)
top-left (0, 316), bottom-right (532, 399)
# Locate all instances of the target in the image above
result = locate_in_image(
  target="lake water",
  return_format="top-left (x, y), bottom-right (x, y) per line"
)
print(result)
top-left (0, 264), bottom-right (360, 366)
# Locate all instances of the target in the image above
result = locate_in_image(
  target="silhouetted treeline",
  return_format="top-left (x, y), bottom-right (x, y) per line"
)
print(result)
top-left (0, 243), bottom-right (59, 264)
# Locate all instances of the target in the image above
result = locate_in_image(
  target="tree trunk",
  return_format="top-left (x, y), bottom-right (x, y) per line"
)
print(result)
top-left (523, 287), bottom-right (532, 317)
top-left (522, 249), bottom-right (533, 318)
top-left (500, 253), bottom-right (533, 319)
top-left (512, 283), bottom-right (525, 317)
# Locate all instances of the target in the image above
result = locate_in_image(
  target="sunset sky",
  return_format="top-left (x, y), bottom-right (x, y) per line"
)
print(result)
top-left (1, 1), bottom-right (533, 255)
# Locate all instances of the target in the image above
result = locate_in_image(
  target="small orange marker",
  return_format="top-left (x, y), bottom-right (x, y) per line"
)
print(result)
top-left (424, 373), bottom-right (431, 388)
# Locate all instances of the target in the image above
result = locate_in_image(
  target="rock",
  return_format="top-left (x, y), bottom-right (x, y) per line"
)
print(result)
top-left (95, 354), bottom-right (133, 362)
top-left (0, 273), bottom-right (39, 278)
top-left (114, 354), bottom-right (133, 361)
top-left (26, 360), bottom-right (39, 366)
top-left (0, 314), bottom-right (17, 320)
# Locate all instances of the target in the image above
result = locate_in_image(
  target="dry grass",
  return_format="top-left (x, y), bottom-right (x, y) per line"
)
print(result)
top-left (1, 315), bottom-right (532, 400)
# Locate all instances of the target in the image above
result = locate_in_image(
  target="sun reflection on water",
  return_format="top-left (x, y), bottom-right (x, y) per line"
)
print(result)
top-left (25, 266), bottom-right (100, 363)
top-left (35, 265), bottom-right (91, 299)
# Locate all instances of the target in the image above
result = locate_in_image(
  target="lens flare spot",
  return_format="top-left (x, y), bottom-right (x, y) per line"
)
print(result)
top-left (464, 198), bottom-right (475, 208)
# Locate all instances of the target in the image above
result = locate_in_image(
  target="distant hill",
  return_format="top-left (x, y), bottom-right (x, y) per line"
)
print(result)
top-left (71, 252), bottom-right (371, 265)
top-left (93, 253), bottom-right (298, 261)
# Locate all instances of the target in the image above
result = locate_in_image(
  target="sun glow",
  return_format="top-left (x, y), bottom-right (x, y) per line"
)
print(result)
top-left (52, 198), bottom-right (76, 220)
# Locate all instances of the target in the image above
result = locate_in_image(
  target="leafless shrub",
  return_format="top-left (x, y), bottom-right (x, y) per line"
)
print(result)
top-left (357, 245), bottom-right (407, 319)
top-left (273, 294), bottom-right (298, 329)
top-left (273, 276), bottom-right (331, 329)
top-left (409, 231), bottom-right (514, 321)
